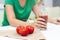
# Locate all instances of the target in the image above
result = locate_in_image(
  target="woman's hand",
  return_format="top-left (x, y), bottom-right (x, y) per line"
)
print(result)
top-left (32, 17), bottom-right (47, 29)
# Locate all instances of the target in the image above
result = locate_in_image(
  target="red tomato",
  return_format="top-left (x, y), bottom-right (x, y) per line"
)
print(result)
top-left (26, 25), bottom-right (34, 34)
top-left (16, 26), bottom-right (29, 36)
top-left (16, 26), bottom-right (21, 34)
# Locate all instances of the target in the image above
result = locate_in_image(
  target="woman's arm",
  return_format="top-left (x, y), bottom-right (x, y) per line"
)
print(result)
top-left (48, 17), bottom-right (60, 24)
top-left (6, 5), bottom-right (30, 27)
top-left (32, 5), bottom-right (42, 18)
top-left (32, 5), bottom-right (47, 29)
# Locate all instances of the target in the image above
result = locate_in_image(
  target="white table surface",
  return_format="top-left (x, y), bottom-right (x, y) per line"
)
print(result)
top-left (41, 23), bottom-right (60, 40)
top-left (0, 36), bottom-right (18, 40)
top-left (0, 23), bottom-right (60, 40)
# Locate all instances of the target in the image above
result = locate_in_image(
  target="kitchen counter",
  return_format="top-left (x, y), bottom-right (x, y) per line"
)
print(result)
top-left (0, 23), bottom-right (60, 40)
top-left (0, 26), bottom-right (45, 40)
top-left (41, 23), bottom-right (60, 40)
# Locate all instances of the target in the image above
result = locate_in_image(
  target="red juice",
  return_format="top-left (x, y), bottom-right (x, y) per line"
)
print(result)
top-left (39, 15), bottom-right (48, 30)
top-left (39, 15), bottom-right (48, 23)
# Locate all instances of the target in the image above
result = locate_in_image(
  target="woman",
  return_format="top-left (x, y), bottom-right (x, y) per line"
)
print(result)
top-left (2, 0), bottom-right (46, 29)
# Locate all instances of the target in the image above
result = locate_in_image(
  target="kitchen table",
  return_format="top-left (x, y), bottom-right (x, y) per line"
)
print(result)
top-left (0, 26), bottom-right (45, 40)
top-left (0, 23), bottom-right (60, 40)
top-left (41, 23), bottom-right (60, 40)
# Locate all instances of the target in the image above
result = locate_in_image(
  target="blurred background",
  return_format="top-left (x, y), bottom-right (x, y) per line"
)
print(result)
top-left (0, 0), bottom-right (4, 26)
top-left (0, 0), bottom-right (60, 26)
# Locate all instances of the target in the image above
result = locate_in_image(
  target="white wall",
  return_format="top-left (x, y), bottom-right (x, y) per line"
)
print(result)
top-left (46, 7), bottom-right (60, 18)
top-left (0, 10), bottom-right (4, 26)
top-left (0, 4), bottom-right (4, 9)
top-left (0, 0), bottom-right (4, 9)
top-left (44, 0), bottom-right (53, 7)
top-left (0, 0), bottom-right (4, 3)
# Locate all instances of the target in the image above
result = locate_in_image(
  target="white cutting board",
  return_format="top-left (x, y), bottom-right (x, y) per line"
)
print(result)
top-left (0, 36), bottom-right (18, 40)
top-left (0, 26), bottom-right (45, 40)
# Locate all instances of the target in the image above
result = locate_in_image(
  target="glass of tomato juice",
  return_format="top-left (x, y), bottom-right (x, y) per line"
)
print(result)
top-left (39, 13), bottom-right (48, 30)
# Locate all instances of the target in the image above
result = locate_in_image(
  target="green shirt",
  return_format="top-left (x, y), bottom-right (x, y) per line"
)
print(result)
top-left (2, 0), bottom-right (36, 26)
